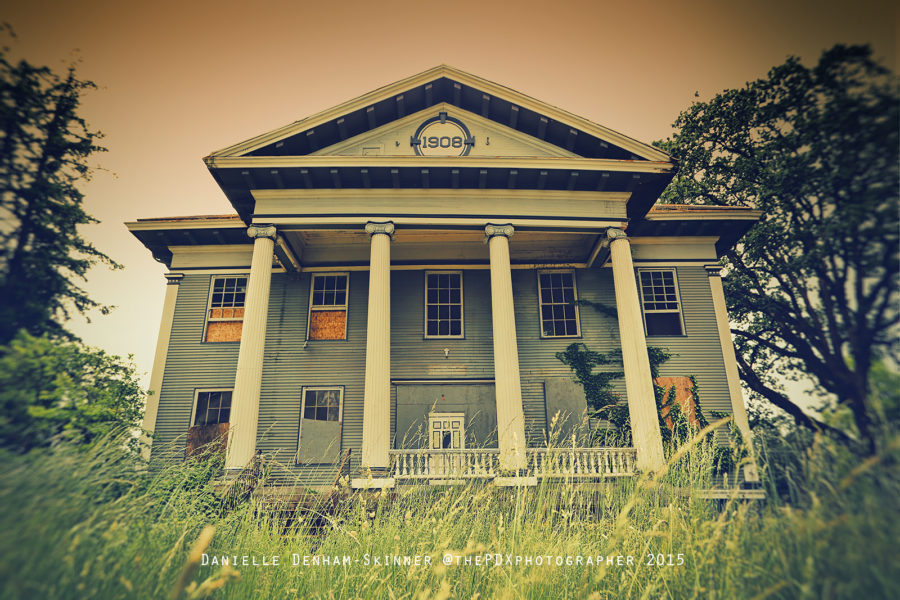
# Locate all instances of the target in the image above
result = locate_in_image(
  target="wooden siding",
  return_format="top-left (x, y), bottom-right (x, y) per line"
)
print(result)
top-left (257, 272), bottom-right (367, 485)
top-left (646, 266), bottom-right (733, 443)
top-left (153, 274), bottom-right (241, 462)
top-left (151, 263), bottom-right (735, 482)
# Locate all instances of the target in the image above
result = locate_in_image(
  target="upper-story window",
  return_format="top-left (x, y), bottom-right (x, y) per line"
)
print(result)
top-left (425, 271), bottom-right (463, 338)
top-left (204, 276), bottom-right (246, 342)
top-left (308, 273), bottom-right (349, 340)
top-left (538, 271), bottom-right (580, 337)
top-left (638, 268), bottom-right (685, 336)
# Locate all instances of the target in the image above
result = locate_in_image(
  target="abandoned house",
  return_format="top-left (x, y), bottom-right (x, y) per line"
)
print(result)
top-left (128, 66), bottom-right (760, 490)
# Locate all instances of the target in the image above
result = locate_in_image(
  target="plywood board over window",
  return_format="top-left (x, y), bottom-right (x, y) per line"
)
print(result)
top-left (309, 310), bottom-right (347, 340)
top-left (307, 273), bottom-right (349, 340)
top-left (655, 376), bottom-right (700, 428)
top-left (206, 320), bottom-right (243, 342)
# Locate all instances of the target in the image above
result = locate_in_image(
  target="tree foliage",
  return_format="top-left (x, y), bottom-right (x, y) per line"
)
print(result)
top-left (0, 30), bottom-right (118, 344)
top-left (657, 45), bottom-right (899, 452)
top-left (0, 332), bottom-right (145, 453)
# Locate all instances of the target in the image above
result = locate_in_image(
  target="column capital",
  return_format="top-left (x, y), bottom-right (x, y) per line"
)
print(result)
top-left (705, 264), bottom-right (724, 277)
top-left (606, 227), bottom-right (628, 242)
top-left (485, 223), bottom-right (514, 240)
top-left (365, 221), bottom-right (395, 238)
top-left (247, 224), bottom-right (277, 240)
top-left (164, 272), bottom-right (184, 286)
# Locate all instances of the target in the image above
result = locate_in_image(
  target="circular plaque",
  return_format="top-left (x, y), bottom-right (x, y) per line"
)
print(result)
top-left (411, 114), bottom-right (474, 157)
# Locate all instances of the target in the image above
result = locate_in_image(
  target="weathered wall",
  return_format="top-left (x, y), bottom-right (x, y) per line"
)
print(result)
top-left (151, 261), bottom-right (735, 482)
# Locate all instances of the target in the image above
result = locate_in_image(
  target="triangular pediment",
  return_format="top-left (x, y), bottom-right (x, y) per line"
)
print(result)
top-left (206, 65), bottom-right (671, 162)
top-left (309, 104), bottom-right (578, 158)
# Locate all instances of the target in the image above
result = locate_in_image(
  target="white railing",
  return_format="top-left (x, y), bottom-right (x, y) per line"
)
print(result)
top-left (526, 447), bottom-right (636, 478)
top-left (388, 447), bottom-right (636, 480)
top-left (390, 449), bottom-right (500, 480)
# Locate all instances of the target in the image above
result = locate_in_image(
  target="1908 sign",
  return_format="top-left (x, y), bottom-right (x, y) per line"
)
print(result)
top-left (411, 112), bottom-right (474, 156)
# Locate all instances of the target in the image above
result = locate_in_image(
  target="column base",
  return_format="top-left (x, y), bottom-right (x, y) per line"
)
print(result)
top-left (351, 477), bottom-right (396, 490)
top-left (493, 476), bottom-right (537, 487)
top-left (223, 468), bottom-right (243, 480)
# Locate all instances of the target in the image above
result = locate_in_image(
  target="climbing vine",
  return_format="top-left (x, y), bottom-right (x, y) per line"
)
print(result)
top-left (555, 298), bottom-right (747, 475)
top-left (556, 341), bottom-right (746, 475)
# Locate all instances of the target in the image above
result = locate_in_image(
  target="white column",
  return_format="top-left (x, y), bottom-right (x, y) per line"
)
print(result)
top-left (361, 221), bottom-right (394, 471)
top-left (706, 265), bottom-right (759, 482)
top-left (608, 228), bottom-right (666, 471)
top-left (225, 225), bottom-right (276, 472)
top-left (486, 224), bottom-right (527, 471)
top-left (140, 272), bottom-right (183, 461)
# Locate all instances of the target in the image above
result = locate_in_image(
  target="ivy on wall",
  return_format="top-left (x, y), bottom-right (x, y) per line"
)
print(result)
top-left (555, 299), bottom-right (750, 476)
top-left (556, 341), bottom-right (749, 475)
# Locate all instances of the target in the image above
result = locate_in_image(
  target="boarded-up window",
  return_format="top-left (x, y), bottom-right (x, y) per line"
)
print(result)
top-left (655, 376), bottom-right (700, 429)
top-left (297, 387), bottom-right (342, 463)
top-left (187, 390), bottom-right (232, 457)
top-left (205, 276), bottom-right (247, 342)
top-left (186, 422), bottom-right (229, 457)
top-left (308, 274), bottom-right (348, 340)
top-left (309, 311), bottom-right (347, 340)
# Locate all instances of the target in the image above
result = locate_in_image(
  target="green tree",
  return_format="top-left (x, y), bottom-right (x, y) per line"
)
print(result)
top-left (0, 332), bottom-right (144, 453)
top-left (0, 29), bottom-right (118, 344)
top-left (657, 45), bottom-right (899, 451)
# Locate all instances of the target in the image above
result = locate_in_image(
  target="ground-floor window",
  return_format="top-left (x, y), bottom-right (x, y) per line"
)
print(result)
top-left (192, 389), bottom-right (232, 426)
top-left (187, 389), bottom-right (232, 457)
top-left (297, 386), bottom-right (343, 463)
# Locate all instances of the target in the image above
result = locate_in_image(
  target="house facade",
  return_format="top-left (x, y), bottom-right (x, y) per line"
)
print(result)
top-left (128, 66), bottom-right (760, 489)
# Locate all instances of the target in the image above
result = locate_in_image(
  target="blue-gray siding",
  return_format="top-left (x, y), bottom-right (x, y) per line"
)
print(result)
top-left (152, 265), bottom-right (735, 481)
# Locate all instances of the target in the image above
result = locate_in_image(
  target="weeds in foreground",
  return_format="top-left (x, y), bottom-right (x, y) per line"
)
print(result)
top-left (0, 429), bottom-right (897, 599)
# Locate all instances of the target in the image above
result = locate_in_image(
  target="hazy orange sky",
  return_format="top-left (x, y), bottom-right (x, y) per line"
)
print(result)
top-left (3, 0), bottom-right (896, 388)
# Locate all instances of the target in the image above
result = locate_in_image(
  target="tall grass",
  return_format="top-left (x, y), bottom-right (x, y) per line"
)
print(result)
top-left (1, 429), bottom-right (897, 599)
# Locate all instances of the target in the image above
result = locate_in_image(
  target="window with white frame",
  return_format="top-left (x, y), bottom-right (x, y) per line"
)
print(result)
top-left (638, 269), bottom-right (685, 336)
top-left (297, 386), bottom-right (343, 463)
top-left (538, 271), bottom-right (580, 337)
top-left (307, 273), bottom-right (349, 340)
top-left (204, 276), bottom-right (247, 342)
top-left (192, 390), bottom-right (232, 426)
top-left (425, 271), bottom-right (463, 337)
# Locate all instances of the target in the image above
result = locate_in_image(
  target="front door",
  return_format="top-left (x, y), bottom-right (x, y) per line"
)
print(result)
top-left (428, 412), bottom-right (465, 477)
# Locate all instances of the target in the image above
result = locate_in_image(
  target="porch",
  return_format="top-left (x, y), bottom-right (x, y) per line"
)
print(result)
top-left (352, 446), bottom-right (637, 488)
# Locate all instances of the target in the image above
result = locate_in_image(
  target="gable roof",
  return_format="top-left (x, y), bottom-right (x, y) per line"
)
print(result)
top-left (203, 65), bottom-right (677, 223)
top-left (206, 65), bottom-right (670, 162)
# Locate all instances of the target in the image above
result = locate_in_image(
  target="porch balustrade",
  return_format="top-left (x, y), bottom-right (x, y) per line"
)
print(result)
top-left (527, 447), bottom-right (636, 478)
top-left (388, 447), bottom-right (636, 480)
top-left (390, 448), bottom-right (500, 480)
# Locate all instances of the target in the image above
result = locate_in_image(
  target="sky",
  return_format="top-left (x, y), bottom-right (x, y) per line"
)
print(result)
top-left (3, 0), bottom-right (897, 389)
